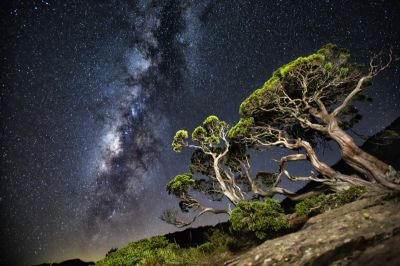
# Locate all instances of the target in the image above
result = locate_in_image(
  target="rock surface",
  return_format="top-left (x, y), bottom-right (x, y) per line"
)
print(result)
top-left (225, 195), bottom-right (400, 266)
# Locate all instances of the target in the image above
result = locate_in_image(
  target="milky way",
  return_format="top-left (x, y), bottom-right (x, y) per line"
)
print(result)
top-left (1, 1), bottom-right (399, 265)
top-left (85, 0), bottom-right (212, 250)
top-left (87, 1), bottom-right (176, 235)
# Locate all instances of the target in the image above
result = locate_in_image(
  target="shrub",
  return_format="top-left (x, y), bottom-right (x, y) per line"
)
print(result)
top-left (105, 248), bottom-right (118, 257)
top-left (95, 236), bottom-right (179, 266)
top-left (197, 242), bottom-right (215, 253)
top-left (206, 229), bottom-right (232, 248)
top-left (295, 186), bottom-right (366, 217)
top-left (96, 232), bottom-right (234, 266)
top-left (229, 199), bottom-right (289, 240)
top-left (332, 186), bottom-right (366, 205)
top-left (295, 194), bottom-right (327, 216)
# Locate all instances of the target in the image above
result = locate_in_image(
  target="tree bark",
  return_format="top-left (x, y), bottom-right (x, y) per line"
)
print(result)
top-left (213, 157), bottom-right (243, 204)
top-left (297, 140), bottom-right (374, 191)
top-left (276, 138), bottom-right (372, 192)
top-left (327, 117), bottom-right (400, 191)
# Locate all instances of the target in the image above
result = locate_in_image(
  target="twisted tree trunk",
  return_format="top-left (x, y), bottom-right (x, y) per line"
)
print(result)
top-left (296, 140), bottom-right (375, 191)
top-left (213, 156), bottom-right (243, 204)
top-left (327, 117), bottom-right (400, 191)
top-left (277, 138), bottom-right (373, 192)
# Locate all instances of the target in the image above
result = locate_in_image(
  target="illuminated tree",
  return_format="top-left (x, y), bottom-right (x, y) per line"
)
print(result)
top-left (234, 44), bottom-right (399, 191)
top-left (163, 116), bottom-right (295, 227)
top-left (163, 45), bottom-right (399, 229)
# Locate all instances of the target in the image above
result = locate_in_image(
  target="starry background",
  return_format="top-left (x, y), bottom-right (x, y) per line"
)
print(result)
top-left (0, 0), bottom-right (399, 265)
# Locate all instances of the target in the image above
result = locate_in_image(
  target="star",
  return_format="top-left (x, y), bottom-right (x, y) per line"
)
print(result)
top-left (0, 1), bottom-right (399, 265)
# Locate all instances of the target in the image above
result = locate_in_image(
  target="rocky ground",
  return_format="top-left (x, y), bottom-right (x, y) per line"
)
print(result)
top-left (225, 194), bottom-right (400, 266)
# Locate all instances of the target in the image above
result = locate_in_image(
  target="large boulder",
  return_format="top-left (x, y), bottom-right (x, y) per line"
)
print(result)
top-left (225, 195), bottom-right (400, 266)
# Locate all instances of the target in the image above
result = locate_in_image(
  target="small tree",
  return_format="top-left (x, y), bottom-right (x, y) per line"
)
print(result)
top-left (163, 116), bottom-right (295, 227)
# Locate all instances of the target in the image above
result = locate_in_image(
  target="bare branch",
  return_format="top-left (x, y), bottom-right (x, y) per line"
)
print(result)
top-left (331, 75), bottom-right (369, 117)
top-left (333, 50), bottom-right (396, 118)
top-left (161, 207), bottom-right (229, 228)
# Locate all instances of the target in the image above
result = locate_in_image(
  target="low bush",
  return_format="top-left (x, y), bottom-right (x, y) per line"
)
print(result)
top-left (295, 186), bottom-right (366, 217)
top-left (229, 198), bottom-right (289, 240)
top-left (96, 230), bottom-right (237, 266)
top-left (295, 194), bottom-right (327, 216)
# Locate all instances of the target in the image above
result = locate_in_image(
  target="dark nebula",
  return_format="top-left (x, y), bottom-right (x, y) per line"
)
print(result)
top-left (0, 0), bottom-right (399, 265)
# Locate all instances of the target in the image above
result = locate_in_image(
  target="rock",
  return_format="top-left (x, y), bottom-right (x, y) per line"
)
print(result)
top-left (225, 195), bottom-right (400, 266)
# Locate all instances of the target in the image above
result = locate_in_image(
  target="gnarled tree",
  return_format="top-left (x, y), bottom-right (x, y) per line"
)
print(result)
top-left (163, 116), bottom-right (298, 227)
top-left (236, 44), bottom-right (399, 191)
top-left (163, 44), bottom-right (399, 229)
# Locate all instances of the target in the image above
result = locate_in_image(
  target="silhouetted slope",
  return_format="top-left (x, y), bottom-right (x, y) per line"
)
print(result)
top-left (33, 259), bottom-right (94, 266)
top-left (164, 222), bottom-right (230, 247)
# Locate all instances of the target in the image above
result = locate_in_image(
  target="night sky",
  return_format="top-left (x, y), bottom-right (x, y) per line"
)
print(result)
top-left (1, 0), bottom-right (399, 265)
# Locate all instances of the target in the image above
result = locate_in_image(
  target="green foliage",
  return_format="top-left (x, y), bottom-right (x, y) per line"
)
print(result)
top-left (105, 248), bottom-right (118, 257)
top-left (317, 43), bottom-right (338, 56)
top-left (95, 236), bottom-right (179, 266)
top-left (231, 43), bottom-right (373, 157)
top-left (205, 135), bottom-right (220, 145)
top-left (228, 117), bottom-right (254, 140)
top-left (172, 130), bottom-right (189, 152)
top-left (192, 126), bottom-right (207, 141)
top-left (204, 228), bottom-right (252, 252)
top-left (229, 199), bottom-right (289, 239)
top-left (168, 115), bottom-right (233, 219)
top-left (295, 194), bottom-right (327, 216)
top-left (273, 53), bottom-right (325, 79)
top-left (185, 115), bottom-right (229, 147)
top-left (239, 53), bottom-right (326, 117)
top-left (324, 62), bottom-right (333, 70)
top-left (330, 185), bottom-right (366, 208)
top-left (206, 228), bottom-right (234, 248)
top-left (203, 115), bottom-right (221, 126)
top-left (96, 229), bottom-right (242, 266)
top-left (239, 76), bottom-right (277, 117)
top-left (238, 44), bottom-right (362, 122)
top-left (166, 173), bottom-right (196, 196)
top-left (340, 67), bottom-right (349, 75)
top-left (197, 242), bottom-right (215, 253)
top-left (295, 186), bottom-right (366, 217)
top-left (201, 115), bottom-right (227, 145)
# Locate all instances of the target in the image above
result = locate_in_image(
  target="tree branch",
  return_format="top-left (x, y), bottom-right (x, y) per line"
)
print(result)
top-left (331, 76), bottom-right (369, 117)
top-left (161, 207), bottom-right (229, 228)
